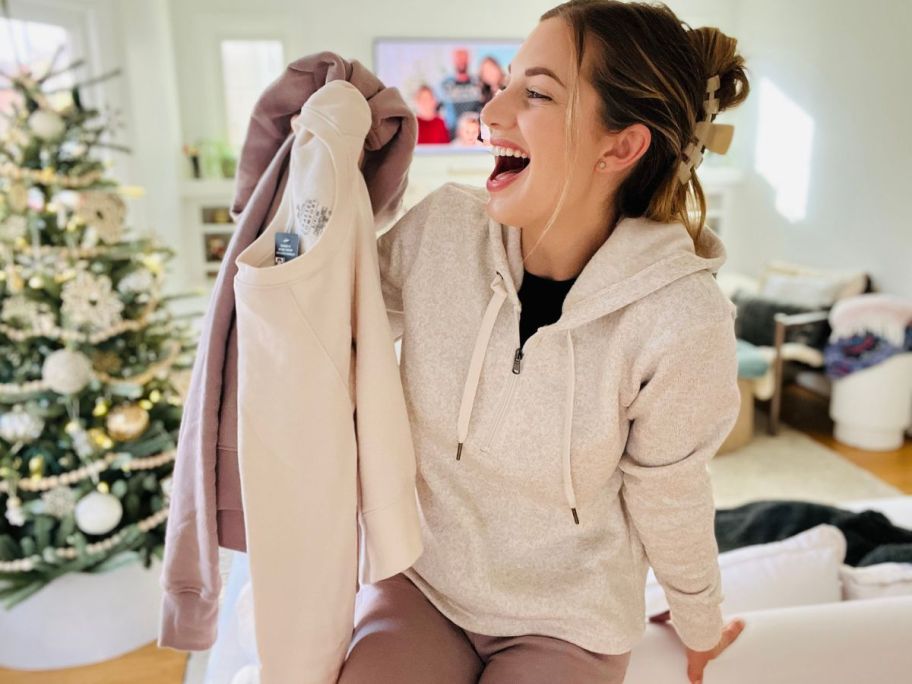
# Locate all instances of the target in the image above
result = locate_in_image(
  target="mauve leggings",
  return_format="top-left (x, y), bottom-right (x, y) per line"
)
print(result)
top-left (337, 572), bottom-right (632, 684)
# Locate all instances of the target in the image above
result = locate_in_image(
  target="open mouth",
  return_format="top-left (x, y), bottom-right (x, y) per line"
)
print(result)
top-left (489, 153), bottom-right (531, 182)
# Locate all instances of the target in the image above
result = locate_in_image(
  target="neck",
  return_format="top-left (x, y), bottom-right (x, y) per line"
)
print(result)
top-left (521, 203), bottom-right (618, 281)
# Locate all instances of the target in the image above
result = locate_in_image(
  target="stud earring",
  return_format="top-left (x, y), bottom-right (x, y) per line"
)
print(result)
top-left (597, 160), bottom-right (606, 169)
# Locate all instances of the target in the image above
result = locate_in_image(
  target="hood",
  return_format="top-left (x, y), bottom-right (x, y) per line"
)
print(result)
top-left (455, 212), bottom-right (728, 525)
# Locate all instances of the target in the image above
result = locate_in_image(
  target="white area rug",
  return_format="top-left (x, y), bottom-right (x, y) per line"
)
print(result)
top-left (710, 409), bottom-right (904, 509)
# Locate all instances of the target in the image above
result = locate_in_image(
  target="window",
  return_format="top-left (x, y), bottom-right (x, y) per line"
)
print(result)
top-left (0, 17), bottom-right (75, 132)
top-left (220, 39), bottom-right (284, 153)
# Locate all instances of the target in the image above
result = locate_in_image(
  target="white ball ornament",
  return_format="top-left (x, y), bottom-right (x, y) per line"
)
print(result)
top-left (27, 109), bottom-right (66, 141)
top-left (74, 490), bottom-right (123, 535)
top-left (42, 348), bottom-right (94, 394)
top-left (0, 406), bottom-right (45, 444)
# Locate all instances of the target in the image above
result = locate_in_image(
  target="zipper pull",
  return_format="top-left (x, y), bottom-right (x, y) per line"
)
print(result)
top-left (512, 347), bottom-right (523, 374)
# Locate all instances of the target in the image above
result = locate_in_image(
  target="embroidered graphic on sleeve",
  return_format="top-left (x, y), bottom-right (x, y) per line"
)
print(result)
top-left (295, 198), bottom-right (332, 239)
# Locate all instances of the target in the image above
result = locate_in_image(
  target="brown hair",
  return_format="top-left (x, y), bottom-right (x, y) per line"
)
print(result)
top-left (537, 0), bottom-right (750, 247)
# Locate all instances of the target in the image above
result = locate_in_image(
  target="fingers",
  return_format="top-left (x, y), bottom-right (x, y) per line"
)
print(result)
top-left (709, 618), bottom-right (746, 659)
top-left (686, 618), bottom-right (747, 683)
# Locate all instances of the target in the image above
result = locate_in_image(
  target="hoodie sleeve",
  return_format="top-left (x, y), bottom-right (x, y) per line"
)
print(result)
top-left (375, 185), bottom-right (438, 342)
top-left (619, 311), bottom-right (741, 652)
top-left (156, 319), bottom-right (224, 651)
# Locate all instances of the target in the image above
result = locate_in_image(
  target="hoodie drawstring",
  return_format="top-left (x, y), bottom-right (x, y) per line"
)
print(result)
top-left (563, 329), bottom-right (579, 525)
top-left (455, 273), bottom-right (580, 525)
top-left (456, 274), bottom-right (507, 461)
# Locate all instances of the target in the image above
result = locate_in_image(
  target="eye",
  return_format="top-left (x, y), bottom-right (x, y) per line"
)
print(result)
top-left (525, 89), bottom-right (550, 100)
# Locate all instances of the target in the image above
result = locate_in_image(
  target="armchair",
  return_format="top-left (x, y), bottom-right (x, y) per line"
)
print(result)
top-left (717, 261), bottom-right (873, 436)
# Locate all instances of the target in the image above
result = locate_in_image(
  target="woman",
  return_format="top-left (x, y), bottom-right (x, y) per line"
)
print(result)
top-left (339, 2), bottom-right (749, 682)
top-left (478, 55), bottom-right (507, 107)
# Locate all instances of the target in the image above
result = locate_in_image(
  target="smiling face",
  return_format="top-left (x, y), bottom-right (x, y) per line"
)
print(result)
top-left (479, 17), bottom-right (643, 244)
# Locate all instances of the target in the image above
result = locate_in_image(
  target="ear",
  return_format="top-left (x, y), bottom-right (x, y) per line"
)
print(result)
top-left (599, 123), bottom-right (651, 173)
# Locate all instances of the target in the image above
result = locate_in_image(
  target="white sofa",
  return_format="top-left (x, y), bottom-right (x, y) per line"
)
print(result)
top-left (203, 496), bottom-right (912, 684)
top-left (625, 495), bottom-right (912, 684)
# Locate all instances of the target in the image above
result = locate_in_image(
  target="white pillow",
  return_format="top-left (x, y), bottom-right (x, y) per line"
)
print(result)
top-left (759, 272), bottom-right (845, 308)
top-left (760, 260), bottom-right (867, 304)
top-left (840, 563), bottom-right (912, 601)
top-left (645, 523), bottom-right (846, 618)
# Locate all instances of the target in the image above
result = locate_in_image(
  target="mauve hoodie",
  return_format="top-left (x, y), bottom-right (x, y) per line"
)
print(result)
top-left (157, 51), bottom-right (417, 651)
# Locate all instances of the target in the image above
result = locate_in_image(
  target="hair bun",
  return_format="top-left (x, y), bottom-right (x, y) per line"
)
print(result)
top-left (687, 26), bottom-right (750, 113)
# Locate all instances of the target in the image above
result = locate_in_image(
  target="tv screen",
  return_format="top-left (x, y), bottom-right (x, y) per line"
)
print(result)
top-left (372, 37), bottom-right (522, 154)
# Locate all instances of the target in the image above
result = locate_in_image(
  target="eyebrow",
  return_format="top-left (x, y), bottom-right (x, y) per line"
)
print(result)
top-left (507, 63), bottom-right (566, 89)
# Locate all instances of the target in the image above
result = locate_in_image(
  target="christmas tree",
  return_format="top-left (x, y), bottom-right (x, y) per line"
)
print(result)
top-left (0, 48), bottom-right (197, 608)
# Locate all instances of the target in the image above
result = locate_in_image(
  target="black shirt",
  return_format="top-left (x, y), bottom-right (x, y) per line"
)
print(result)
top-left (517, 268), bottom-right (577, 349)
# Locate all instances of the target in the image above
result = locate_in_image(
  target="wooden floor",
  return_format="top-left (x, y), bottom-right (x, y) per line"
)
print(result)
top-left (0, 643), bottom-right (188, 683)
top-left (2, 384), bottom-right (909, 684)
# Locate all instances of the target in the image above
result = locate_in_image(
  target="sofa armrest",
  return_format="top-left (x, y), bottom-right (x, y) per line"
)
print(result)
top-left (625, 595), bottom-right (912, 684)
top-left (773, 309), bottom-right (831, 359)
top-left (774, 309), bottom-right (830, 328)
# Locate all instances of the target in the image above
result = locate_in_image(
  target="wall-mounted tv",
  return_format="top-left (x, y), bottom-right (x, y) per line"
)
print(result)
top-left (372, 37), bottom-right (522, 154)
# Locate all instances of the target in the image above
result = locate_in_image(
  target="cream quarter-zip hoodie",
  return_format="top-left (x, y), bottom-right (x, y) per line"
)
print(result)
top-left (377, 181), bottom-right (741, 653)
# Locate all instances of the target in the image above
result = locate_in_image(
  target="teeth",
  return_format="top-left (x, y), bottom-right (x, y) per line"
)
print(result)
top-left (491, 145), bottom-right (529, 159)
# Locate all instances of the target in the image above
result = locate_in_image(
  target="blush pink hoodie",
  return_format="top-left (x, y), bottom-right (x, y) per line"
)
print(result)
top-left (157, 53), bottom-right (418, 653)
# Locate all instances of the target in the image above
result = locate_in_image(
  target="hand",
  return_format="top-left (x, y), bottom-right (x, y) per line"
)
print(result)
top-left (648, 609), bottom-right (746, 683)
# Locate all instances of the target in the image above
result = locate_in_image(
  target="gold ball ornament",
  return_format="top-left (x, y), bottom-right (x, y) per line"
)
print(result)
top-left (29, 455), bottom-right (45, 477)
top-left (105, 403), bottom-right (149, 442)
top-left (87, 428), bottom-right (114, 450)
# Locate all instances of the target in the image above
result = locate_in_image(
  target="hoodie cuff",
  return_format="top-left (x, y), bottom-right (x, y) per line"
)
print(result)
top-left (669, 603), bottom-right (725, 652)
top-left (358, 486), bottom-right (424, 586)
top-left (157, 589), bottom-right (219, 651)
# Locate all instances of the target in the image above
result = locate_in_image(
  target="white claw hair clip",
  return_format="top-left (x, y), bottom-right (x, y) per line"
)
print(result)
top-left (677, 74), bottom-right (735, 184)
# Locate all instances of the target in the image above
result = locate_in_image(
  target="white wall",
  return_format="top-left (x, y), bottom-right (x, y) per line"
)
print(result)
top-left (167, 0), bottom-right (735, 156)
top-left (20, 0), bottom-right (910, 298)
top-left (723, 0), bottom-right (912, 297)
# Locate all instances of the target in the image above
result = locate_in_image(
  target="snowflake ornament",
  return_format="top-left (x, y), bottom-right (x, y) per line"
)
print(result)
top-left (61, 268), bottom-right (124, 331)
top-left (41, 486), bottom-right (79, 518)
top-left (1, 295), bottom-right (57, 334)
top-left (75, 191), bottom-right (126, 244)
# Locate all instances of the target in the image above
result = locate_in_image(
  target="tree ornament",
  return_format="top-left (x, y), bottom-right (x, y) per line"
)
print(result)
top-left (27, 109), bottom-right (66, 141)
top-left (74, 489), bottom-right (123, 535)
top-left (0, 214), bottom-right (27, 241)
top-left (4, 495), bottom-right (25, 527)
top-left (0, 405), bottom-right (45, 444)
top-left (1, 295), bottom-right (57, 334)
top-left (106, 403), bottom-right (149, 442)
top-left (91, 349), bottom-right (122, 374)
top-left (86, 428), bottom-right (114, 451)
top-left (65, 419), bottom-right (96, 458)
top-left (42, 348), bottom-right (94, 394)
top-left (92, 397), bottom-right (109, 417)
top-left (41, 486), bottom-right (78, 518)
top-left (75, 191), bottom-right (125, 244)
top-left (28, 455), bottom-right (45, 477)
top-left (7, 183), bottom-right (28, 212)
top-left (60, 268), bottom-right (124, 331)
top-left (116, 268), bottom-right (155, 295)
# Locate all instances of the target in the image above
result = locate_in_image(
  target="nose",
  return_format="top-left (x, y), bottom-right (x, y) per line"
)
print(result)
top-left (479, 87), bottom-right (511, 140)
